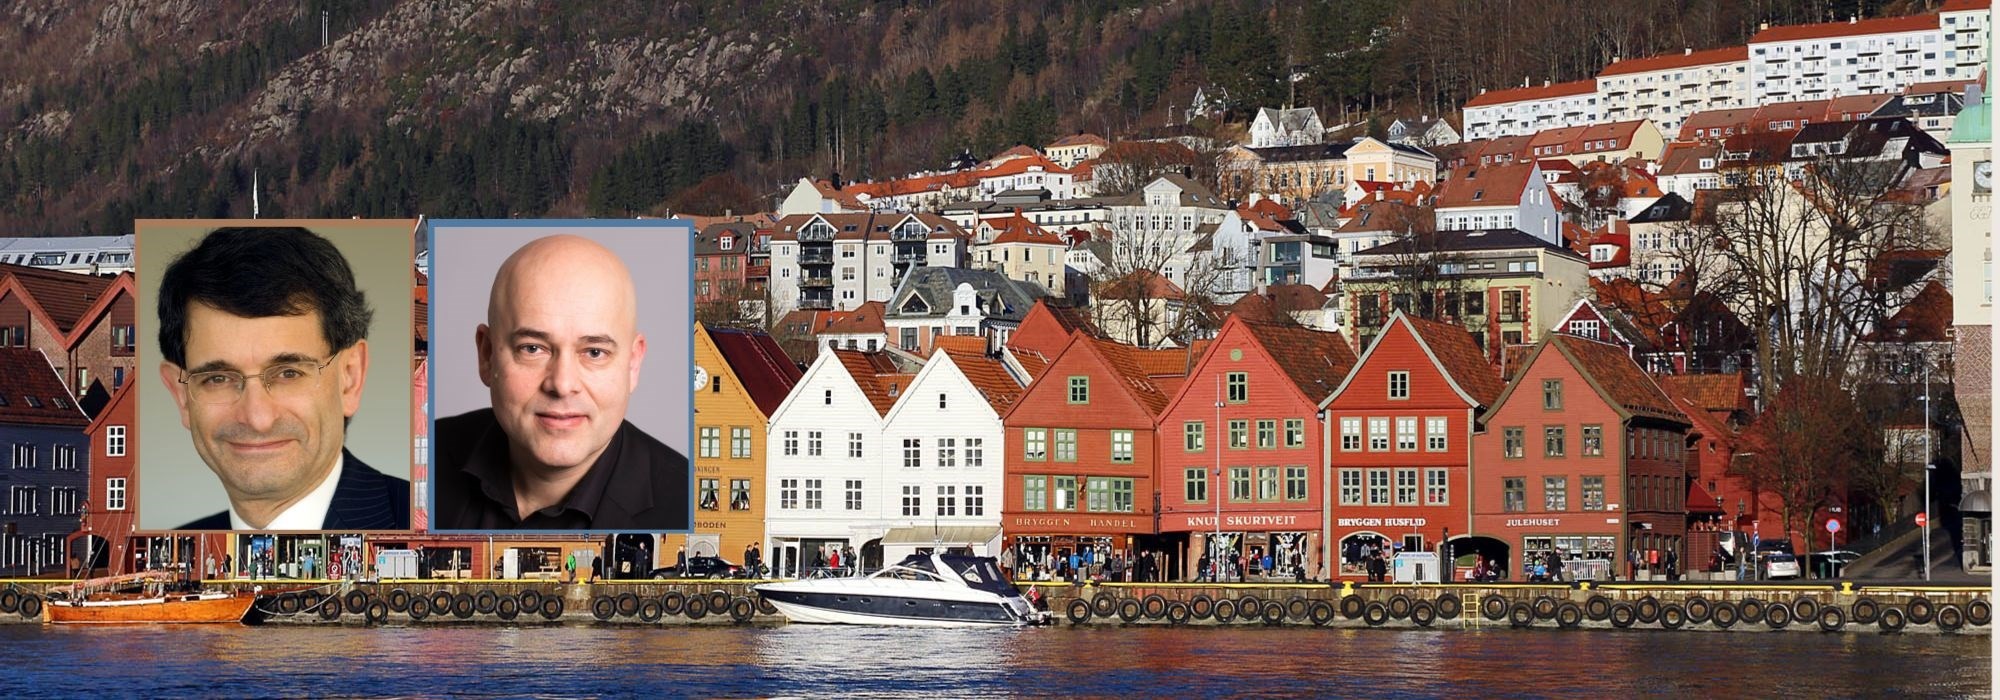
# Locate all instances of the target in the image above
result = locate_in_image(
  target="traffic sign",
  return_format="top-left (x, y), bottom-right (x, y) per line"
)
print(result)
top-left (1916, 512), bottom-right (1928, 527)
top-left (1826, 520), bottom-right (1840, 534)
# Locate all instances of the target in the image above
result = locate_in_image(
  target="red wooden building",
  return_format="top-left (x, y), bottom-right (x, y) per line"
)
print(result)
top-left (1322, 312), bottom-right (1504, 579)
top-left (1471, 334), bottom-right (1691, 580)
top-left (1157, 316), bottom-right (1355, 581)
top-left (1000, 330), bottom-right (1195, 578)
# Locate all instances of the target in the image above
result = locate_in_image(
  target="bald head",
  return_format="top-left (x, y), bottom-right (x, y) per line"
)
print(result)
top-left (477, 234), bottom-right (647, 476)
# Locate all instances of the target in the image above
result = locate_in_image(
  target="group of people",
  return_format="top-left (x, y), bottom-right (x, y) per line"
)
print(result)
top-left (1009, 546), bottom-right (1173, 584)
top-left (1197, 549), bottom-right (1310, 583)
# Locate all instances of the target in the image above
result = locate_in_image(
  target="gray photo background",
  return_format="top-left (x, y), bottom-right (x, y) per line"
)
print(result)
top-left (427, 221), bottom-right (693, 460)
top-left (136, 220), bottom-right (418, 530)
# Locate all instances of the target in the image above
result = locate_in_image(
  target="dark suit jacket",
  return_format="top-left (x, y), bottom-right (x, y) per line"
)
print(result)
top-left (432, 408), bottom-right (691, 531)
top-left (177, 450), bottom-right (411, 530)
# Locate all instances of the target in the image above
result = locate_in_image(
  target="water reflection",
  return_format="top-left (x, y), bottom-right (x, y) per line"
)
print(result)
top-left (0, 625), bottom-right (1986, 698)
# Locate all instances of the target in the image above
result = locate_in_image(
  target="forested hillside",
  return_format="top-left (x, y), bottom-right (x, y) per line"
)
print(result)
top-left (0, 0), bottom-right (1925, 235)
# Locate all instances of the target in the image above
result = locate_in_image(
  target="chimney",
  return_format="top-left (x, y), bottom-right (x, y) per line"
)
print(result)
top-left (1249, 192), bottom-right (1264, 206)
top-left (1684, 48), bottom-right (1693, 56)
top-left (1759, 21), bottom-right (1769, 31)
top-left (1849, 15), bottom-right (1857, 24)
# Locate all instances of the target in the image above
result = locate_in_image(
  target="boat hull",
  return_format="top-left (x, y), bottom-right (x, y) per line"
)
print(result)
top-left (754, 584), bottom-right (1036, 627)
top-left (43, 593), bottom-right (255, 624)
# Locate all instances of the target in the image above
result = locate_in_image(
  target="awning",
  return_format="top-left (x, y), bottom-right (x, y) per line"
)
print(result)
top-left (1962, 490), bottom-right (1992, 514)
top-left (1687, 481), bottom-right (1725, 514)
top-left (881, 526), bottom-right (1002, 546)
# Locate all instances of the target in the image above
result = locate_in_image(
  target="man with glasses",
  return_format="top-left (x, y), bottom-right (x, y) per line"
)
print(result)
top-left (157, 227), bottom-right (411, 531)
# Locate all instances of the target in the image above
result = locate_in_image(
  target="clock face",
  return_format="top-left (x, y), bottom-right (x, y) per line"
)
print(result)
top-left (1975, 161), bottom-right (1991, 193)
top-left (693, 365), bottom-right (710, 392)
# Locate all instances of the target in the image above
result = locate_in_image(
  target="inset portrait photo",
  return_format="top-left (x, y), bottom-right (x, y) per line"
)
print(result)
top-left (426, 221), bottom-right (693, 533)
top-left (137, 220), bottom-right (419, 531)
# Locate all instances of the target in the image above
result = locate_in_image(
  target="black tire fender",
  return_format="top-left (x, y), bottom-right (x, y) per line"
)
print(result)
top-left (1436, 595), bottom-right (1462, 620)
top-left (1364, 601), bottom-right (1390, 626)
top-left (1508, 602), bottom-right (1534, 628)
top-left (1609, 601), bottom-right (1636, 628)
top-left (591, 595), bottom-right (616, 621)
top-left (1066, 598), bottom-right (1092, 625)
top-left (1816, 605), bottom-right (1845, 632)
top-left (1410, 600), bottom-right (1436, 627)
top-left (1308, 600), bottom-right (1336, 626)
top-left (1555, 602), bottom-right (1583, 629)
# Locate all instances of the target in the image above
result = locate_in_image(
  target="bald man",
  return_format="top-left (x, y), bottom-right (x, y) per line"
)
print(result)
top-left (433, 235), bottom-right (691, 530)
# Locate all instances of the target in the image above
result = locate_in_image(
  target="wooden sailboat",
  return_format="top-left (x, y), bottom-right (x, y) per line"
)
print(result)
top-left (42, 571), bottom-right (255, 624)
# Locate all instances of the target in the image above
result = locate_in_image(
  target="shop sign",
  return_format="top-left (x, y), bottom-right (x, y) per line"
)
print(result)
top-left (1503, 517), bottom-right (1563, 528)
top-left (1335, 517), bottom-right (1429, 528)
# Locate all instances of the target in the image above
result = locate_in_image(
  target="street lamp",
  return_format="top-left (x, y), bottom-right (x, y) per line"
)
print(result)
top-left (1213, 373), bottom-right (1223, 583)
top-left (1736, 498), bottom-right (1746, 581)
top-left (1920, 361), bottom-right (1932, 582)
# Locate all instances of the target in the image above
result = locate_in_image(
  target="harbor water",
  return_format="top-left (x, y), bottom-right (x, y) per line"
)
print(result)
top-left (0, 623), bottom-right (1987, 698)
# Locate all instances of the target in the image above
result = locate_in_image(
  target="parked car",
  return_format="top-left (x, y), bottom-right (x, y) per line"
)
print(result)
top-left (1758, 551), bottom-right (1801, 579)
top-left (649, 556), bottom-right (746, 579)
top-left (1807, 550), bottom-right (1862, 578)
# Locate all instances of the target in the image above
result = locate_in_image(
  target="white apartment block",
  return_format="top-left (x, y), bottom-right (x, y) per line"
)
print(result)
top-left (1749, 15), bottom-right (1950, 104)
top-left (1941, 0), bottom-right (1991, 81)
top-left (1596, 47), bottom-right (1751, 134)
top-left (1462, 79), bottom-right (1600, 141)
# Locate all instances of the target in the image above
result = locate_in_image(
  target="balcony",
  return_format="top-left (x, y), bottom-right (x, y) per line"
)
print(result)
top-left (799, 250), bottom-right (833, 265)
top-left (745, 264), bottom-right (771, 280)
top-left (797, 297), bottom-right (833, 311)
top-left (1896, 43), bottom-right (1919, 54)
top-left (1498, 311), bottom-right (1523, 323)
top-left (893, 252), bottom-right (925, 264)
top-left (800, 276), bottom-right (834, 289)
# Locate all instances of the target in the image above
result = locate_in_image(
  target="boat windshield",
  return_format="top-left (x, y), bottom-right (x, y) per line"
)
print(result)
top-left (938, 555), bottom-right (1023, 596)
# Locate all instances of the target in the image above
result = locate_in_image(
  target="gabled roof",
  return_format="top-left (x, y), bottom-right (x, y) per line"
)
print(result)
top-left (1465, 78), bottom-right (1596, 107)
top-left (1551, 335), bottom-right (1686, 424)
top-left (832, 349), bottom-right (916, 417)
top-left (704, 324), bottom-right (803, 417)
top-left (1431, 162), bottom-right (1538, 209)
top-left (1677, 107), bottom-right (1761, 139)
top-left (1402, 315), bottom-right (1505, 406)
top-left (1243, 142), bottom-right (1353, 163)
top-left (821, 301), bottom-right (888, 335)
top-left (885, 267), bottom-right (1048, 323)
top-left (0, 348), bottom-right (88, 427)
top-left (1655, 143), bottom-right (1723, 178)
top-left (986, 213), bottom-right (1066, 246)
top-left (1657, 373), bottom-right (1747, 416)
top-left (0, 263), bottom-right (115, 336)
top-left (1206, 317), bottom-right (1356, 405)
top-left (936, 346), bottom-right (1027, 414)
top-left (1598, 46), bottom-right (1749, 77)
top-left (1337, 200), bottom-right (1429, 233)
top-left (1256, 106), bottom-right (1322, 132)
top-left (1354, 228), bottom-right (1584, 260)
top-left (1047, 133), bottom-right (1110, 149)
top-left (1868, 280), bottom-right (1952, 342)
top-left (1750, 14), bottom-right (1939, 44)
top-left (1086, 335), bottom-right (1193, 416)
top-left (1103, 269), bottom-right (1187, 301)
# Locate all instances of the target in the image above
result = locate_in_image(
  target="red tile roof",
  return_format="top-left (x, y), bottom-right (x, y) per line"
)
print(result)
top-left (833, 350), bottom-right (914, 416)
top-left (1047, 133), bottom-right (1110, 149)
top-left (1431, 162), bottom-right (1538, 209)
top-left (1550, 335), bottom-right (1686, 425)
top-left (986, 213), bottom-right (1066, 246)
top-left (1869, 280), bottom-right (1953, 342)
top-left (1103, 270), bottom-right (1186, 301)
top-left (1599, 46), bottom-right (1750, 77)
top-left (1464, 79), bottom-right (1596, 108)
top-left (1240, 319), bottom-right (1356, 404)
top-left (1007, 346), bottom-right (1052, 379)
top-left (706, 325), bottom-right (803, 417)
top-left (1942, 0), bottom-right (1991, 12)
top-left (0, 263), bottom-right (114, 335)
top-left (1402, 314), bottom-right (1505, 406)
top-left (1658, 373), bottom-right (1746, 415)
top-left (1750, 14), bottom-right (1940, 44)
top-left (0, 348), bottom-right (88, 427)
top-left (820, 301), bottom-right (888, 336)
top-left (1086, 336), bottom-right (1194, 416)
top-left (1678, 107), bottom-right (1761, 140)
top-left (940, 346), bottom-right (1026, 414)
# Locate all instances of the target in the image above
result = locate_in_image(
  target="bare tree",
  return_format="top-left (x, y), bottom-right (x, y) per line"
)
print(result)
top-left (1085, 227), bottom-right (1238, 348)
top-left (1666, 157), bottom-right (1942, 399)
top-left (1731, 373), bottom-right (1871, 553)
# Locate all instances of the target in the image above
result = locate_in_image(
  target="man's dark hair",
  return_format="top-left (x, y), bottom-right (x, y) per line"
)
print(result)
top-left (157, 227), bottom-right (374, 367)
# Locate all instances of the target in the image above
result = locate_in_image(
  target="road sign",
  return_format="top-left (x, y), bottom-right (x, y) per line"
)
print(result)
top-left (1826, 520), bottom-right (1840, 534)
top-left (1916, 512), bottom-right (1928, 527)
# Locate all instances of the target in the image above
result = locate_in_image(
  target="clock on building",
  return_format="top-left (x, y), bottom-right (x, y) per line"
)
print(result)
top-left (693, 364), bottom-right (710, 392)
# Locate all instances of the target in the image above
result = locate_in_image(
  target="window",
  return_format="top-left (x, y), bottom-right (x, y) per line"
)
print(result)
top-left (106, 426), bottom-right (127, 458)
top-left (1228, 420), bottom-right (1249, 449)
top-left (1023, 429), bottom-right (1046, 460)
top-left (1184, 421), bottom-right (1206, 452)
top-left (1111, 430), bottom-right (1134, 462)
top-left (779, 479), bottom-right (799, 509)
top-left (9, 486), bottom-right (33, 515)
top-left (1053, 476), bottom-right (1078, 510)
top-left (842, 431), bottom-right (861, 459)
top-left (1284, 419), bottom-right (1305, 448)
top-left (823, 389), bottom-right (832, 405)
top-left (1544, 476), bottom-right (1568, 511)
top-left (783, 430), bottom-right (799, 456)
top-left (699, 478), bottom-right (720, 510)
top-left (53, 445), bottom-right (75, 471)
top-left (1395, 468), bottom-right (1420, 505)
top-left (903, 485), bottom-right (923, 516)
top-left (1250, 467), bottom-right (1277, 501)
top-left (1425, 468), bottom-right (1449, 505)
top-left (1503, 427), bottom-right (1524, 458)
top-left (1582, 476), bottom-right (1606, 510)
top-left (803, 479), bottom-right (823, 509)
top-left (1229, 467), bottom-right (1253, 502)
top-left (731, 479), bottom-right (752, 510)
top-left (1388, 371), bottom-right (1410, 399)
top-left (1340, 418), bottom-right (1362, 451)
top-left (936, 485), bottom-right (957, 516)
top-left (936, 437), bottom-right (957, 467)
top-left (1186, 468), bottom-right (1209, 503)
top-left (1053, 429), bottom-right (1077, 461)
top-left (1542, 379), bottom-right (1563, 409)
top-left (1503, 477), bottom-right (1526, 512)
top-left (729, 427), bottom-right (752, 459)
top-left (694, 428), bottom-right (719, 459)
top-left (807, 431), bottom-right (822, 457)
top-left (1340, 469), bottom-right (1364, 505)
top-left (1273, 466), bottom-right (1305, 501)
top-left (1367, 469), bottom-right (1391, 505)
top-left (903, 438), bottom-right (922, 468)
top-left (1226, 372), bottom-right (1248, 403)
top-left (966, 438), bottom-right (984, 468)
top-left (107, 477), bottom-right (127, 510)
top-left (1425, 417), bottom-right (1448, 452)
top-left (11, 443), bottom-right (35, 469)
top-left (1581, 425), bottom-right (1603, 457)
top-left (1256, 420), bottom-right (1277, 449)
top-left (1545, 426), bottom-right (1566, 457)
top-left (1395, 417), bottom-right (1418, 451)
top-left (965, 485), bottom-right (986, 516)
top-left (1368, 418), bottom-right (1391, 451)
top-left (1068, 376), bottom-right (1090, 404)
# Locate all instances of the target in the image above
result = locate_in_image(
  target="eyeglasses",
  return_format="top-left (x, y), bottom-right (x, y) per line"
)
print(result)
top-left (179, 356), bottom-right (336, 405)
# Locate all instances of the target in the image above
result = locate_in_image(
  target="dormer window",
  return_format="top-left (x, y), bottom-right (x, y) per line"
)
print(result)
top-left (720, 236), bottom-right (733, 251)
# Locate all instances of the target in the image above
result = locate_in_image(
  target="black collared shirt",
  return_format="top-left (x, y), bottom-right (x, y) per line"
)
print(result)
top-left (434, 408), bottom-right (692, 531)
